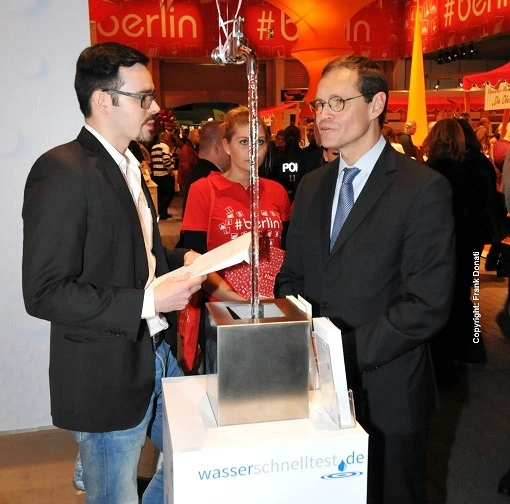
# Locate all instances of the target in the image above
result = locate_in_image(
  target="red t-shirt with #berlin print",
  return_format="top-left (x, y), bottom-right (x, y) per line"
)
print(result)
top-left (181, 171), bottom-right (291, 297)
top-left (182, 171), bottom-right (291, 250)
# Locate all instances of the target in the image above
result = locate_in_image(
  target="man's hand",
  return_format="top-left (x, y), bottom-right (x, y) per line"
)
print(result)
top-left (154, 273), bottom-right (206, 313)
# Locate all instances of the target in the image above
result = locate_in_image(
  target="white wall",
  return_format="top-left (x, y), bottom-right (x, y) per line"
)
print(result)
top-left (0, 0), bottom-right (90, 432)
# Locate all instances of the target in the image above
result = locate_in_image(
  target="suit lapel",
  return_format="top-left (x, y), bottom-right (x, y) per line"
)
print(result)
top-left (328, 144), bottom-right (397, 258)
top-left (77, 128), bottom-right (148, 275)
top-left (319, 161), bottom-right (341, 263)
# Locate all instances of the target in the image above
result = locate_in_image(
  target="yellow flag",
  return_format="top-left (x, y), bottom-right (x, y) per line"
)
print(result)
top-left (407, 2), bottom-right (428, 147)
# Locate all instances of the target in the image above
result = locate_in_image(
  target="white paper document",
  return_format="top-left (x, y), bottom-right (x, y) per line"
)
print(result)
top-left (152, 232), bottom-right (252, 287)
top-left (313, 317), bottom-right (353, 427)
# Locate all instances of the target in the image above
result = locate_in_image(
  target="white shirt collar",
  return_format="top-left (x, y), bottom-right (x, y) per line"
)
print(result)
top-left (339, 135), bottom-right (386, 172)
top-left (84, 124), bottom-right (139, 170)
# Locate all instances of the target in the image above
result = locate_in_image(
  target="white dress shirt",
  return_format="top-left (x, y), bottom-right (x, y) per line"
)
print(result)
top-left (84, 125), bottom-right (168, 335)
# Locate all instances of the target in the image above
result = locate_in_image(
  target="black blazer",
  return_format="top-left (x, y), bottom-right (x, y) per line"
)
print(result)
top-left (22, 128), bottom-right (185, 432)
top-left (276, 143), bottom-right (455, 434)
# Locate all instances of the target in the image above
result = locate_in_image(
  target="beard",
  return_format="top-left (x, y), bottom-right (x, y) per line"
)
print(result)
top-left (136, 115), bottom-right (156, 143)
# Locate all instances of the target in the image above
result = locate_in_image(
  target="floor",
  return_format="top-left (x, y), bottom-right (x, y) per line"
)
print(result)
top-left (2, 194), bottom-right (510, 503)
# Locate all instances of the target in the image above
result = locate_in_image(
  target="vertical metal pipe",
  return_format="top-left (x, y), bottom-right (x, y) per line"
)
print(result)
top-left (238, 44), bottom-right (261, 319)
top-left (212, 17), bottom-right (261, 319)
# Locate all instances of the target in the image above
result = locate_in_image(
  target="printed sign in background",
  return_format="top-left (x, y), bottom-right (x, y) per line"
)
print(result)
top-left (281, 89), bottom-right (308, 102)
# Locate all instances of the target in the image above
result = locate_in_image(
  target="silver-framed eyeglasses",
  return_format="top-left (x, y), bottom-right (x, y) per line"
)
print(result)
top-left (102, 89), bottom-right (156, 109)
top-left (309, 94), bottom-right (370, 114)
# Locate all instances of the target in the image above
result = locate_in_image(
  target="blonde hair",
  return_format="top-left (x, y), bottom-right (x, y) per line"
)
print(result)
top-left (223, 106), bottom-right (268, 142)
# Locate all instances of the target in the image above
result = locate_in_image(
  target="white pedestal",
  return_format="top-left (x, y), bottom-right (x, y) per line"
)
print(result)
top-left (163, 376), bottom-right (368, 504)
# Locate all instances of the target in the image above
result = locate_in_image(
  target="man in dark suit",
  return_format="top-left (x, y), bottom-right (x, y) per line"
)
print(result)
top-left (22, 42), bottom-right (205, 503)
top-left (275, 55), bottom-right (455, 504)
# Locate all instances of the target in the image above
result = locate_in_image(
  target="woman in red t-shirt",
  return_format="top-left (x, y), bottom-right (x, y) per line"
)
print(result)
top-left (180, 107), bottom-right (291, 371)
top-left (182, 106), bottom-right (291, 299)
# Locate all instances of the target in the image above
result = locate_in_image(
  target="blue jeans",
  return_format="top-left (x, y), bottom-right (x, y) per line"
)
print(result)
top-left (74, 341), bottom-right (182, 504)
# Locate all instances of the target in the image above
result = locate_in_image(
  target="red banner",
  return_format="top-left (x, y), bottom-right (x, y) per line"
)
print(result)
top-left (89, 0), bottom-right (510, 60)
top-left (91, 0), bottom-right (298, 59)
top-left (401, 0), bottom-right (510, 58)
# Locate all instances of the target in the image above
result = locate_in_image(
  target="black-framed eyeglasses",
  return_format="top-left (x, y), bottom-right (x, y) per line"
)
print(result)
top-left (309, 94), bottom-right (370, 114)
top-left (102, 89), bottom-right (156, 109)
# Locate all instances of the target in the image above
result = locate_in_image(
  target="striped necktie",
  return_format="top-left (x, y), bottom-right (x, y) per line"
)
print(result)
top-left (330, 167), bottom-right (360, 252)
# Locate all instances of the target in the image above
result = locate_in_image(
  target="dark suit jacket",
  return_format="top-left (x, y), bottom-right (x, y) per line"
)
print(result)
top-left (275, 143), bottom-right (455, 434)
top-left (22, 127), bottom-right (185, 433)
top-left (398, 132), bottom-right (418, 159)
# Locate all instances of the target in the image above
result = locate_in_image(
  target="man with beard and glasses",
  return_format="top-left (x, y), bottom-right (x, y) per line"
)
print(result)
top-left (22, 42), bottom-right (205, 504)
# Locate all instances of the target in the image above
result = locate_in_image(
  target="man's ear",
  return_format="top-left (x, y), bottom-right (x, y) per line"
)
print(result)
top-left (370, 92), bottom-right (386, 119)
top-left (91, 89), bottom-right (109, 116)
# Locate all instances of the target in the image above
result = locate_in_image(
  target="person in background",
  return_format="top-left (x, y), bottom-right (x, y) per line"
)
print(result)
top-left (303, 119), bottom-right (320, 151)
top-left (475, 117), bottom-right (491, 154)
top-left (165, 127), bottom-right (183, 149)
top-left (178, 127), bottom-right (199, 199)
top-left (188, 121), bottom-right (230, 185)
top-left (496, 149), bottom-right (510, 498)
top-left (491, 124), bottom-right (510, 175)
top-left (427, 119), bottom-right (490, 371)
top-left (166, 134), bottom-right (181, 195)
top-left (496, 149), bottom-right (510, 340)
top-left (269, 124), bottom-right (308, 203)
top-left (398, 119), bottom-right (422, 160)
top-left (473, 121), bottom-right (510, 278)
top-left (275, 55), bottom-right (455, 504)
top-left (181, 106), bottom-right (291, 373)
top-left (151, 131), bottom-right (175, 220)
top-left (261, 127), bottom-right (285, 180)
top-left (302, 119), bottom-right (325, 173)
top-left (381, 124), bottom-right (405, 154)
top-left (22, 42), bottom-right (205, 504)
top-left (179, 127), bottom-right (189, 144)
top-left (274, 129), bottom-right (285, 152)
top-left (182, 120), bottom-right (230, 213)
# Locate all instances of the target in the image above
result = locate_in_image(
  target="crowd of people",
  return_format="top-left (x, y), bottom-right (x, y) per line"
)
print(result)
top-left (21, 40), bottom-right (510, 504)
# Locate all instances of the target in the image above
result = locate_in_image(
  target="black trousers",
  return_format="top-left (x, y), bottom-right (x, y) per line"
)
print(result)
top-left (153, 174), bottom-right (175, 217)
top-left (365, 427), bottom-right (428, 504)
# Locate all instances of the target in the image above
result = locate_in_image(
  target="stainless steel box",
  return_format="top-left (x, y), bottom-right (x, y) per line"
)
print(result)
top-left (205, 298), bottom-right (311, 426)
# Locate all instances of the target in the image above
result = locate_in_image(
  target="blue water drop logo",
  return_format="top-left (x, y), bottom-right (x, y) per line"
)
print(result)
top-left (321, 458), bottom-right (363, 480)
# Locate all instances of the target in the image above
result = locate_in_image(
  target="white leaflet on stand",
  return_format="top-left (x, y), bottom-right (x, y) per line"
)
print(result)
top-left (313, 317), bottom-right (351, 427)
top-left (287, 295), bottom-right (319, 390)
top-left (297, 295), bottom-right (313, 325)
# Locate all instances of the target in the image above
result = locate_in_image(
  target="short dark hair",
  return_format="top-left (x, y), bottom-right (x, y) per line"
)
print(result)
top-left (75, 42), bottom-right (149, 117)
top-left (321, 55), bottom-right (388, 127)
top-left (199, 120), bottom-right (225, 151)
top-left (283, 125), bottom-right (301, 146)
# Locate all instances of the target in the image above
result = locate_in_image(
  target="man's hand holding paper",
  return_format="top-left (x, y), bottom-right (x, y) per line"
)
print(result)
top-left (154, 273), bottom-right (206, 313)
